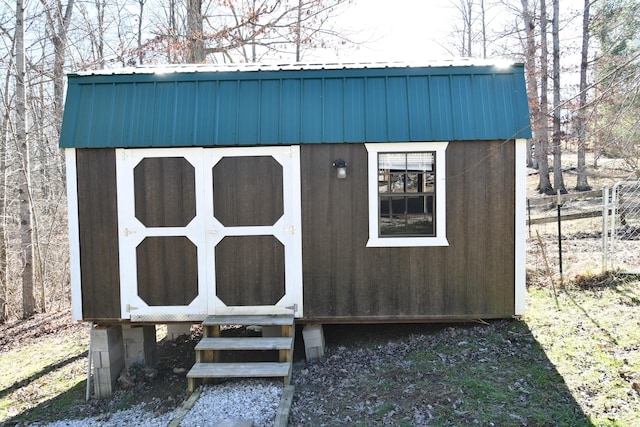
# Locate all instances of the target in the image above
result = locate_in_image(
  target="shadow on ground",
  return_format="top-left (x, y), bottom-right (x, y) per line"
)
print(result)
top-left (290, 320), bottom-right (592, 426)
top-left (3, 319), bottom-right (592, 426)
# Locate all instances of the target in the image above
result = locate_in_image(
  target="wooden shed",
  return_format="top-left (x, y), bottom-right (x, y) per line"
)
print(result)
top-left (60, 61), bottom-right (530, 394)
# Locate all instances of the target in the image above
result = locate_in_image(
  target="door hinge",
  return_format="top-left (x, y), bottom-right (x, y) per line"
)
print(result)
top-left (126, 304), bottom-right (139, 312)
top-left (123, 228), bottom-right (137, 237)
top-left (285, 226), bottom-right (297, 234)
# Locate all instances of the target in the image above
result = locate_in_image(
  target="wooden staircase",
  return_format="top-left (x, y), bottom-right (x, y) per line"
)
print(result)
top-left (187, 314), bottom-right (295, 392)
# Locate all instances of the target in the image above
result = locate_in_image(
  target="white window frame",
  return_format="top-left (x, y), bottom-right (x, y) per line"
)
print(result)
top-left (366, 142), bottom-right (449, 247)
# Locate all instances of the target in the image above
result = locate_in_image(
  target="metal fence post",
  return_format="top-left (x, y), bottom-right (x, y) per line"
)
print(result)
top-left (610, 182), bottom-right (619, 270)
top-left (602, 185), bottom-right (609, 273)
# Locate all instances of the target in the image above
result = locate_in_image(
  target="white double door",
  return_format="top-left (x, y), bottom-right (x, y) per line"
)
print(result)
top-left (116, 146), bottom-right (303, 321)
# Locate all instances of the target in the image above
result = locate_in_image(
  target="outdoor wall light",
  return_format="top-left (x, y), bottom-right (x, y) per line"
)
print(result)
top-left (332, 159), bottom-right (348, 179)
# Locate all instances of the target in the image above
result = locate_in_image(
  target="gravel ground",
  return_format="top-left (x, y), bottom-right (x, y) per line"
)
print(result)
top-left (32, 379), bottom-right (282, 427)
top-left (181, 379), bottom-right (282, 426)
top-left (32, 404), bottom-right (176, 427)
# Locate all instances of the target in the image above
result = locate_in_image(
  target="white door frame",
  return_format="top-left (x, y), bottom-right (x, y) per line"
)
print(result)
top-left (203, 146), bottom-right (303, 317)
top-left (115, 146), bottom-right (303, 321)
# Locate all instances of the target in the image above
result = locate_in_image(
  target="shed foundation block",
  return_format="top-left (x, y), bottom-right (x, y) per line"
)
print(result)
top-left (302, 324), bottom-right (325, 363)
top-left (122, 324), bottom-right (157, 368)
top-left (91, 325), bottom-right (124, 399)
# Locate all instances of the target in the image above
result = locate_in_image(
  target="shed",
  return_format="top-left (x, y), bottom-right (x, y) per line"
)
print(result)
top-left (61, 61), bottom-right (531, 394)
top-left (61, 61), bottom-right (530, 324)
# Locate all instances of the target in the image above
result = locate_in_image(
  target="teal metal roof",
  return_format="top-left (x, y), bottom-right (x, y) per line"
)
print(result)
top-left (59, 61), bottom-right (531, 148)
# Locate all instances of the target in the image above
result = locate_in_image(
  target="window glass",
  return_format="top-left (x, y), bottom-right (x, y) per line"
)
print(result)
top-left (366, 142), bottom-right (448, 247)
top-left (378, 152), bottom-right (436, 237)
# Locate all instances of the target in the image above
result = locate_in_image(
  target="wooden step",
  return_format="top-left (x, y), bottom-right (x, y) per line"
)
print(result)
top-left (189, 315), bottom-right (296, 392)
top-left (187, 362), bottom-right (291, 379)
top-left (202, 314), bottom-right (294, 327)
top-left (195, 337), bottom-right (293, 351)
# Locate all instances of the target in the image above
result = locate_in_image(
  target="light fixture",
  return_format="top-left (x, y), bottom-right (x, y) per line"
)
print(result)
top-left (332, 159), bottom-right (347, 179)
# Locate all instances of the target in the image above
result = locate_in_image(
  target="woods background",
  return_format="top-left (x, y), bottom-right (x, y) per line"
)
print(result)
top-left (0, 0), bottom-right (638, 322)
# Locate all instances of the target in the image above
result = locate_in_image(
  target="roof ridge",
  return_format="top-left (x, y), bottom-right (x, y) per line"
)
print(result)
top-left (71, 58), bottom-right (520, 77)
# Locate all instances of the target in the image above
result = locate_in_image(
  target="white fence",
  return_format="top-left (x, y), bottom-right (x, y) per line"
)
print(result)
top-left (603, 180), bottom-right (640, 273)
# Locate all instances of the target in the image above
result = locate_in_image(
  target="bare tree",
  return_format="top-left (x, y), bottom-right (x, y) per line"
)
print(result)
top-left (15, 0), bottom-right (36, 318)
top-left (450, 0), bottom-right (475, 57)
top-left (591, 0), bottom-right (640, 175)
top-left (0, 52), bottom-right (13, 323)
top-left (575, 0), bottom-right (591, 191)
top-left (187, 0), bottom-right (205, 63)
top-left (519, 0), bottom-right (540, 170)
top-left (158, 0), bottom-right (356, 64)
top-left (76, 0), bottom-right (106, 68)
top-left (137, 0), bottom-right (147, 64)
top-left (551, 0), bottom-right (565, 193)
top-left (480, 0), bottom-right (487, 58)
top-left (448, 0), bottom-right (491, 58)
top-left (538, 0), bottom-right (553, 193)
top-left (40, 0), bottom-right (75, 133)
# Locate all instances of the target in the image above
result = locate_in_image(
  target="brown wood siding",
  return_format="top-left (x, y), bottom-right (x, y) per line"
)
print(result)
top-left (300, 142), bottom-right (516, 320)
top-left (76, 149), bottom-right (121, 319)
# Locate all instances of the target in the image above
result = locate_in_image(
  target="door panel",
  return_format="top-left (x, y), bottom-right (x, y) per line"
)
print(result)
top-left (116, 146), bottom-right (303, 321)
top-left (204, 146), bottom-right (303, 316)
top-left (117, 148), bottom-right (208, 321)
top-left (212, 156), bottom-right (283, 226)
top-left (215, 235), bottom-right (285, 306)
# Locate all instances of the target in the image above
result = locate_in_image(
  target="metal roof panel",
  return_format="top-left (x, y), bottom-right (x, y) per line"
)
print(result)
top-left (59, 61), bottom-right (531, 148)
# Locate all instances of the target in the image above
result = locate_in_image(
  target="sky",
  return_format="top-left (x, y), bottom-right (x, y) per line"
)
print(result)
top-left (311, 0), bottom-right (585, 65)
top-left (322, 0), bottom-right (454, 62)
top-left (320, 0), bottom-right (457, 63)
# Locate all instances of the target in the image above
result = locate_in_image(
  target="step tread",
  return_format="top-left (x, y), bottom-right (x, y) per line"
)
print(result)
top-left (195, 337), bottom-right (293, 351)
top-left (187, 362), bottom-right (291, 378)
top-left (202, 315), bottom-right (294, 327)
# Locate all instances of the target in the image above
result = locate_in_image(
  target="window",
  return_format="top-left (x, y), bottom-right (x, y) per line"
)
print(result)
top-left (366, 142), bottom-right (449, 247)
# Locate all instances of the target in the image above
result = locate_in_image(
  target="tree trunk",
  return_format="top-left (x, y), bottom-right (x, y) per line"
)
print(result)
top-left (481, 0), bottom-right (487, 59)
top-left (187, 0), bottom-right (205, 63)
top-left (295, 0), bottom-right (302, 62)
top-left (15, 0), bottom-right (35, 318)
top-left (551, 0), bottom-right (566, 193)
top-left (51, 0), bottom-right (75, 134)
top-left (575, 0), bottom-right (591, 191)
top-left (0, 143), bottom-right (6, 322)
top-left (521, 0), bottom-right (540, 169)
top-left (0, 61), bottom-right (11, 323)
top-left (466, 1), bottom-right (473, 56)
top-left (538, 0), bottom-right (553, 194)
top-left (90, 0), bottom-right (106, 68)
top-left (138, 0), bottom-right (145, 65)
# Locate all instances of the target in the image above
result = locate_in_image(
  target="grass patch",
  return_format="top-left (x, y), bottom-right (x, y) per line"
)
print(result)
top-left (526, 275), bottom-right (640, 426)
top-left (293, 277), bottom-right (640, 425)
top-left (402, 321), bottom-right (585, 426)
top-left (0, 326), bottom-right (89, 424)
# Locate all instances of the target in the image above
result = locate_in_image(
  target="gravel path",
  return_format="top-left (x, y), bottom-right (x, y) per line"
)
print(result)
top-left (181, 379), bottom-right (282, 426)
top-left (32, 379), bottom-right (283, 427)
